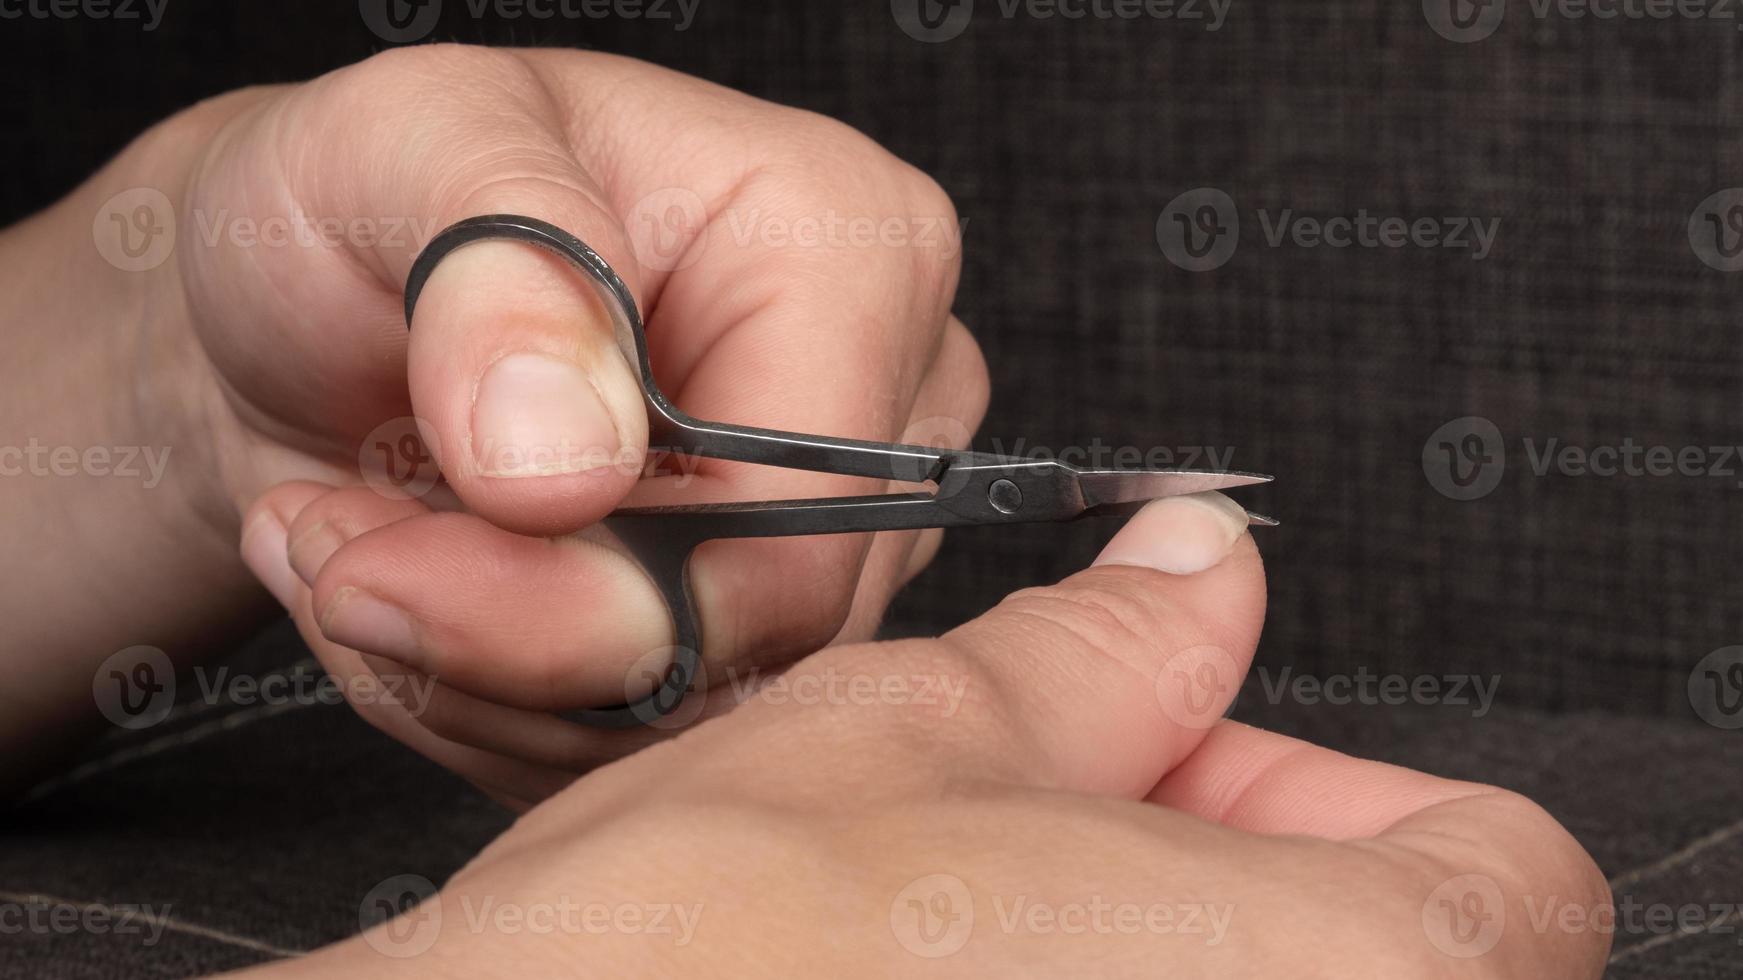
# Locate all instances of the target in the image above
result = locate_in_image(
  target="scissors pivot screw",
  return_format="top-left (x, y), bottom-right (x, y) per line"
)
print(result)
top-left (988, 479), bottom-right (1024, 515)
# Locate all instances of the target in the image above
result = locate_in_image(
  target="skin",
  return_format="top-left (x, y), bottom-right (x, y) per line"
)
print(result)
top-left (0, 46), bottom-right (1609, 976)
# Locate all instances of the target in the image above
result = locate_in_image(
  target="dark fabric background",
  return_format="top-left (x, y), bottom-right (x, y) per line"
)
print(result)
top-left (2, 2), bottom-right (1742, 977)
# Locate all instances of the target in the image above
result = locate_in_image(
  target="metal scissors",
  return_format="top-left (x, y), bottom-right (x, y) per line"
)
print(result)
top-left (404, 215), bottom-right (1273, 729)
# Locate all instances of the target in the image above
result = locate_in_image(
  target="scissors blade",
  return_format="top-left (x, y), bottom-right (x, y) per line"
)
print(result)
top-left (1075, 469), bottom-right (1273, 511)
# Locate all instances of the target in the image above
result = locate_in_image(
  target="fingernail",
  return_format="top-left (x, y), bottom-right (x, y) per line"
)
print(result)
top-left (320, 587), bottom-right (422, 664)
top-left (287, 521), bottom-right (344, 587)
top-left (1093, 491), bottom-right (1249, 576)
top-left (240, 514), bottom-right (299, 610)
top-left (472, 353), bottom-right (622, 478)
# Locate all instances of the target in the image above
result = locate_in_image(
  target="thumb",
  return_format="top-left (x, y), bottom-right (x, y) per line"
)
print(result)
top-left (696, 491), bottom-right (1268, 804)
top-left (407, 200), bottom-right (649, 537)
top-left (936, 490), bottom-right (1269, 797)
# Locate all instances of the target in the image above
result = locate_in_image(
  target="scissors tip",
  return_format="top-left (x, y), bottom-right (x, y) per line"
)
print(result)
top-left (1246, 511), bottom-right (1280, 528)
top-left (1075, 469), bottom-right (1276, 513)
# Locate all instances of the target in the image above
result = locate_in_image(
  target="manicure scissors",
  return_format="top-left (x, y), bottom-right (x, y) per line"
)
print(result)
top-left (404, 215), bottom-right (1273, 729)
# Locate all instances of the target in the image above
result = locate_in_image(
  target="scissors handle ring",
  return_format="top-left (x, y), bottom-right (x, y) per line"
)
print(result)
top-left (404, 214), bottom-right (702, 729)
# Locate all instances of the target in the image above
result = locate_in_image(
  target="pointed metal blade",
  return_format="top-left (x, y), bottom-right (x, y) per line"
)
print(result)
top-left (1245, 511), bottom-right (1280, 527)
top-left (1076, 469), bottom-right (1273, 509)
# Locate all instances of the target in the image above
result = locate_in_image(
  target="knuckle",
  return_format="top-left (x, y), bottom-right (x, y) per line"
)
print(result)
top-left (285, 485), bottom-right (368, 539)
top-left (764, 106), bottom-right (890, 171)
top-left (747, 109), bottom-right (961, 274)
